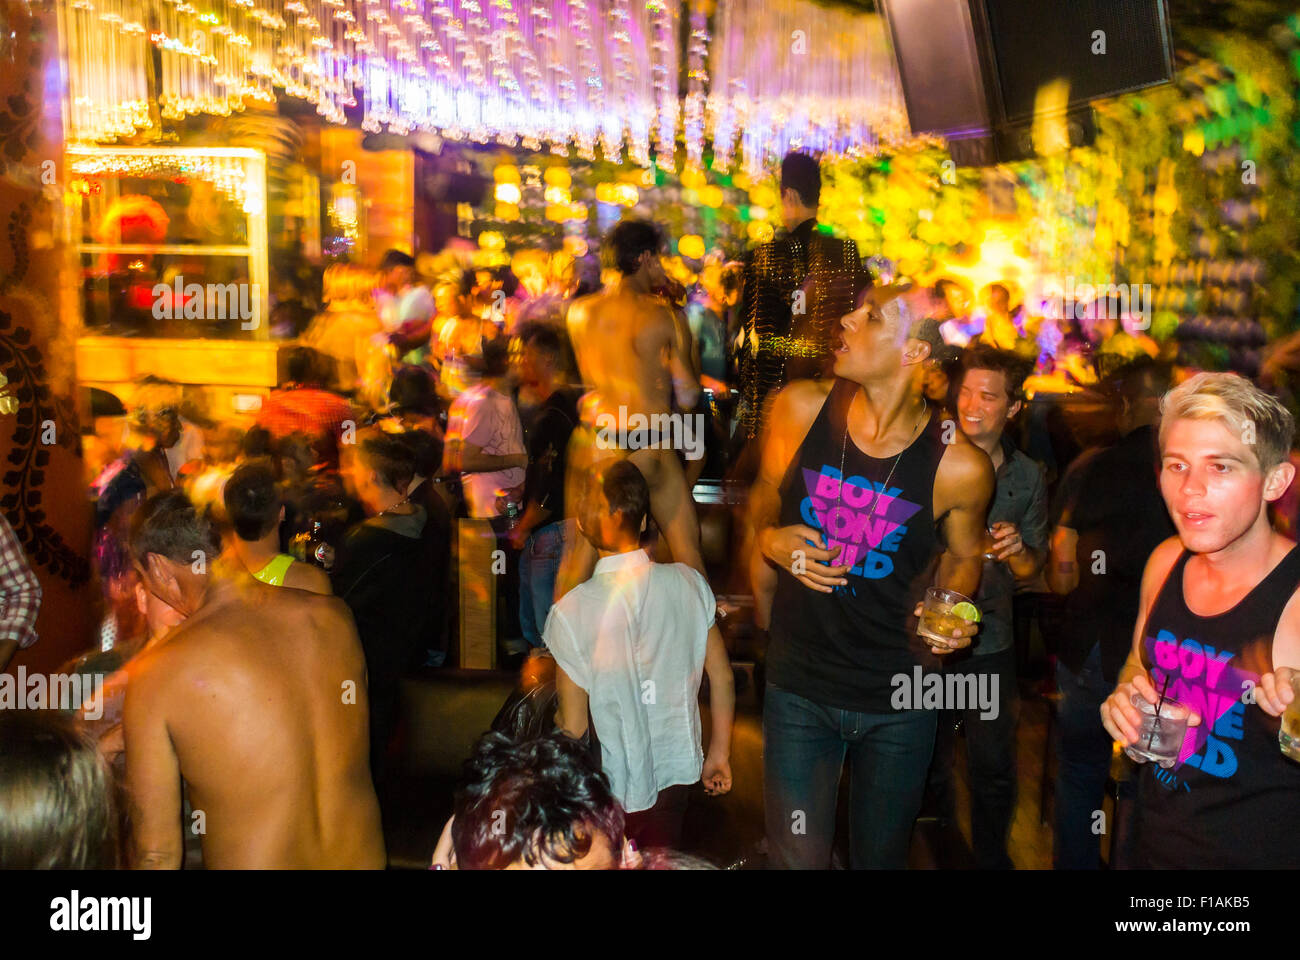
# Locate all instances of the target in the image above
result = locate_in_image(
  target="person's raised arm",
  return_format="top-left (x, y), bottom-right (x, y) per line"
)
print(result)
top-left (123, 657), bottom-right (184, 869)
top-left (701, 624), bottom-right (734, 796)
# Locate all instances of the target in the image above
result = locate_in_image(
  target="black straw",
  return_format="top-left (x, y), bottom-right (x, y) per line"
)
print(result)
top-left (1147, 674), bottom-right (1169, 750)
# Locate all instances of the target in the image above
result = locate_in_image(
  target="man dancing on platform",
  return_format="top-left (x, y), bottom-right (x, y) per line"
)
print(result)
top-left (560, 219), bottom-right (706, 597)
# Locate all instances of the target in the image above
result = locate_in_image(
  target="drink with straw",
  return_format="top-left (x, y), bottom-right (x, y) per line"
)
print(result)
top-left (1125, 691), bottom-right (1190, 767)
top-left (917, 586), bottom-right (980, 646)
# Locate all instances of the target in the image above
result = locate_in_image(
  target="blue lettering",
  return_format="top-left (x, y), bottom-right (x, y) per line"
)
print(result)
top-left (880, 524), bottom-right (906, 552)
top-left (856, 551), bottom-right (894, 579)
top-left (1198, 735), bottom-right (1238, 778)
top-left (800, 496), bottom-right (823, 529)
top-left (1213, 699), bottom-right (1245, 741)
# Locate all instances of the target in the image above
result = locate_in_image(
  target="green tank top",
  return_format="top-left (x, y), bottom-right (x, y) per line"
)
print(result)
top-left (252, 553), bottom-right (296, 586)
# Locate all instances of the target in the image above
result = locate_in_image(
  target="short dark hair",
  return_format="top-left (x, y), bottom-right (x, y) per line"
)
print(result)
top-left (357, 431), bottom-right (415, 493)
top-left (241, 425), bottom-right (274, 459)
top-left (605, 219), bottom-right (663, 276)
top-left (393, 428), bottom-right (442, 481)
top-left (780, 151), bottom-right (821, 208)
top-left (522, 325), bottom-right (564, 365)
top-left (601, 460), bottom-right (649, 537)
top-left (223, 460), bottom-right (282, 542)
top-left (389, 365), bottom-right (437, 414)
top-left (129, 489), bottom-right (222, 567)
top-left (0, 712), bottom-right (120, 868)
top-left (478, 335), bottom-right (511, 379)
top-left (380, 248), bottom-right (415, 270)
top-left (451, 732), bottom-right (624, 870)
top-left (285, 346), bottom-right (318, 385)
top-left (959, 344), bottom-right (1033, 403)
top-left (1108, 357), bottom-right (1175, 407)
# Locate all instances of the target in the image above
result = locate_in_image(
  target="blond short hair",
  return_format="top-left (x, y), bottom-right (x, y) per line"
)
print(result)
top-left (1159, 372), bottom-right (1295, 472)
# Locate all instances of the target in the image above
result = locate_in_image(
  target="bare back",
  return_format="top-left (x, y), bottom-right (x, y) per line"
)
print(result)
top-left (125, 579), bottom-right (385, 869)
top-left (568, 287), bottom-right (683, 416)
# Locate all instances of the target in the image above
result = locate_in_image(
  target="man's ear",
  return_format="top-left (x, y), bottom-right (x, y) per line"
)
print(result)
top-left (1008, 399), bottom-right (1023, 421)
top-left (144, 552), bottom-right (181, 599)
top-left (1264, 460), bottom-right (1296, 503)
top-left (904, 339), bottom-right (932, 366)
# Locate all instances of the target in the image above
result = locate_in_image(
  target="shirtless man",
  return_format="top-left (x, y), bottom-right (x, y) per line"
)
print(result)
top-left (123, 490), bottom-right (384, 869)
top-left (223, 460), bottom-right (332, 594)
top-left (561, 218), bottom-right (705, 597)
top-left (752, 281), bottom-right (993, 868)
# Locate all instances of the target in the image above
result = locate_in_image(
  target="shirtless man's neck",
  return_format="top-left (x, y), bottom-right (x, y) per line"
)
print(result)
top-left (611, 272), bottom-right (653, 297)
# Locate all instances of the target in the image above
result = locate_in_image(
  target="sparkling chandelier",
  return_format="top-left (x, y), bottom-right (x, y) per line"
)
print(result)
top-left (706, 0), bottom-right (910, 176)
top-left (59, 0), bottom-right (681, 165)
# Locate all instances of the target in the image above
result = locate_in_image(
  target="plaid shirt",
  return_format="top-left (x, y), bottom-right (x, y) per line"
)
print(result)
top-left (0, 513), bottom-right (40, 648)
top-left (255, 384), bottom-right (354, 445)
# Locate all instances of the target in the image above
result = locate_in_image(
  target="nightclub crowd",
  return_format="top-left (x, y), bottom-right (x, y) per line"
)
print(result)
top-left (2, 152), bottom-right (1299, 872)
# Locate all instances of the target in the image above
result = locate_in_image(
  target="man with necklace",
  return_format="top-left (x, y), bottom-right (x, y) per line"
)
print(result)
top-left (751, 281), bottom-right (994, 869)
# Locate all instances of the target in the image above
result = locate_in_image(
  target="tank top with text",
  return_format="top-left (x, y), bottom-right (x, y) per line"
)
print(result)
top-left (767, 378), bottom-right (945, 712)
top-left (1134, 545), bottom-right (1300, 869)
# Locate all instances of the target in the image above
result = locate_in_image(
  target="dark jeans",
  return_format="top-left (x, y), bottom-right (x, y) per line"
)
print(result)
top-left (518, 519), bottom-right (571, 648)
top-left (925, 646), bottom-right (1019, 869)
top-left (624, 783), bottom-right (692, 850)
top-left (763, 683), bottom-right (938, 869)
top-left (1054, 644), bottom-right (1114, 869)
top-left (487, 515), bottom-right (525, 656)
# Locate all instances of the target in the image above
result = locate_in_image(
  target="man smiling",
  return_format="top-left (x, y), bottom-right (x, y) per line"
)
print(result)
top-left (1101, 372), bottom-right (1300, 868)
top-left (924, 345), bottom-right (1046, 869)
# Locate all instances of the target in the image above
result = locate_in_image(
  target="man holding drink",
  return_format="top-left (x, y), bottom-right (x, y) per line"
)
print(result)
top-left (1101, 372), bottom-right (1300, 868)
top-left (751, 280), bottom-right (993, 868)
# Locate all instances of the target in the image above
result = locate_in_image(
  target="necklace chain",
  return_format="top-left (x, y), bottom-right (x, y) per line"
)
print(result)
top-left (836, 392), bottom-right (929, 523)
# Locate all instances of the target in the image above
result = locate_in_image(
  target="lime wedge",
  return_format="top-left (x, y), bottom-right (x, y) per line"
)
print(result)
top-left (951, 601), bottom-right (981, 623)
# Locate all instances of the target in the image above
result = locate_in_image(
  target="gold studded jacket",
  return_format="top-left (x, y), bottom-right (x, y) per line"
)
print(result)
top-left (737, 219), bottom-right (864, 439)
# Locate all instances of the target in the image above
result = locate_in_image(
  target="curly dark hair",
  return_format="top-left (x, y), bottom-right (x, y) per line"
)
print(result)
top-left (450, 732), bottom-right (624, 870)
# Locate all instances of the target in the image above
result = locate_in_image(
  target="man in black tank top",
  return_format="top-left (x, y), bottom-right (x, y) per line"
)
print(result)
top-left (751, 280), bottom-right (995, 869)
top-left (1102, 372), bottom-right (1300, 869)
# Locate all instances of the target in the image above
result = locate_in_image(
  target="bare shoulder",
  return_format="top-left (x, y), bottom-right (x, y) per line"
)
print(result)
top-left (769, 379), bottom-right (832, 436)
top-left (1141, 536), bottom-right (1186, 591)
top-left (280, 587), bottom-right (356, 634)
top-left (123, 617), bottom-right (214, 706)
top-left (936, 429), bottom-right (994, 493)
top-left (285, 560), bottom-right (333, 596)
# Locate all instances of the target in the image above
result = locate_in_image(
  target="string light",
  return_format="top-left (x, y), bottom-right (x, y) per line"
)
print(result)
top-left (706, 0), bottom-right (909, 175)
top-left (61, 0), bottom-right (683, 163)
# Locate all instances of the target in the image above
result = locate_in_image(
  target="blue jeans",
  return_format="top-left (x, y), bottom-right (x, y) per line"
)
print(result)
top-left (1054, 644), bottom-right (1115, 869)
top-left (763, 684), bottom-right (938, 869)
top-left (518, 520), bottom-right (570, 648)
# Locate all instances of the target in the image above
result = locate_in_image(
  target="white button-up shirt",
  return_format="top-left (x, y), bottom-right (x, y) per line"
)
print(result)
top-left (544, 548), bottom-right (715, 814)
